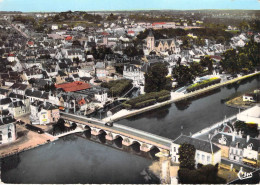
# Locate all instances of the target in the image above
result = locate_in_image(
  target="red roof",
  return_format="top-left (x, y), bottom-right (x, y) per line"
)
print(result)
top-left (28, 41), bottom-right (34, 45)
top-left (210, 55), bottom-right (222, 60)
top-left (8, 53), bottom-right (15, 57)
top-left (128, 30), bottom-right (135, 34)
top-left (152, 22), bottom-right (166, 26)
top-left (102, 32), bottom-right (109, 36)
top-left (65, 36), bottom-right (72, 41)
top-left (55, 81), bottom-right (91, 92)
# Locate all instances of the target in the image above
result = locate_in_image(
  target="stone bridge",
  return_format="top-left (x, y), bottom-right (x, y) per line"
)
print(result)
top-left (61, 112), bottom-right (172, 155)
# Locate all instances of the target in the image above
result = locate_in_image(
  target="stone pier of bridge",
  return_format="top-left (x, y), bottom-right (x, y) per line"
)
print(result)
top-left (62, 114), bottom-right (171, 155)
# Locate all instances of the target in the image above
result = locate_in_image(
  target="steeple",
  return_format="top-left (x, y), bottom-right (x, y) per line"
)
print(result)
top-left (148, 29), bottom-right (154, 37)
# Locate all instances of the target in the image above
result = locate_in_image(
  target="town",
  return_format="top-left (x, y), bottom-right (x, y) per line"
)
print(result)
top-left (0, 8), bottom-right (259, 184)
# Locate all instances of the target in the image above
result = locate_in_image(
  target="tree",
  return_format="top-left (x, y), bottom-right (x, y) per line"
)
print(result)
top-left (123, 46), bottom-right (144, 57)
top-left (178, 143), bottom-right (196, 170)
top-left (200, 56), bottom-right (214, 74)
top-left (220, 49), bottom-right (239, 74)
top-left (144, 63), bottom-right (169, 93)
top-left (172, 65), bottom-right (194, 86)
top-left (190, 62), bottom-right (204, 76)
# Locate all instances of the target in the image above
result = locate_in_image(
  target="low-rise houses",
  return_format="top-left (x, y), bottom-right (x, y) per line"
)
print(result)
top-left (171, 135), bottom-right (222, 166)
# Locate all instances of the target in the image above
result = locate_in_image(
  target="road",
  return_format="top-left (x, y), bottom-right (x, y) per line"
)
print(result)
top-left (60, 112), bottom-right (172, 150)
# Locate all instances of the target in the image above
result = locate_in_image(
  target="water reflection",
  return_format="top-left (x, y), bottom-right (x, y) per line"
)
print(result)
top-left (1, 135), bottom-right (159, 184)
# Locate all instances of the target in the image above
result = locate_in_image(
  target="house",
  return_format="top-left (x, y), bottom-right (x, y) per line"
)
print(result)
top-left (95, 62), bottom-right (108, 79)
top-left (171, 135), bottom-right (221, 165)
top-left (0, 98), bottom-right (12, 110)
top-left (9, 83), bottom-right (29, 95)
top-left (8, 100), bottom-right (30, 118)
top-left (30, 100), bottom-right (60, 125)
top-left (51, 24), bottom-right (59, 30)
top-left (0, 88), bottom-right (10, 99)
top-left (0, 115), bottom-right (16, 144)
top-left (123, 64), bottom-right (144, 86)
top-left (25, 88), bottom-right (49, 102)
top-left (243, 93), bottom-right (255, 102)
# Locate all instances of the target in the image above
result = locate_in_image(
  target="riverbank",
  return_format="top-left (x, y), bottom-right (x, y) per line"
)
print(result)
top-left (103, 71), bottom-right (260, 122)
top-left (0, 124), bottom-right (56, 158)
top-left (225, 89), bottom-right (260, 109)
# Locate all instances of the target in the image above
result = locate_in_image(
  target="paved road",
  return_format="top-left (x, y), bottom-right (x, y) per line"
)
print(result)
top-left (60, 112), bottom-right (172, 150)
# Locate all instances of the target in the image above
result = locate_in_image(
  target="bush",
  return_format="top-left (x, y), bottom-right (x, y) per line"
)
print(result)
top-left (157, 95), bottom-right (171, 102)
top-left (122, 103), bottom-right (132, 110)
top-left (135, 99), bottom-right (156, 109)
top-left (187, 78), bottom-right (221, 92)
top-left (124, 90), bottom-right (170, 109)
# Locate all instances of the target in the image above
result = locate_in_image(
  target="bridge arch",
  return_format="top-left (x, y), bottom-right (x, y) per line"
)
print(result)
top-left (84, 125), bottom-right (91, 131)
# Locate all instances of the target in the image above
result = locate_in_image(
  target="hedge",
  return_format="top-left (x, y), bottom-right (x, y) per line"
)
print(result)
top-left (135, 99), bottom-right (156, 109)
top-left (187, 78), bottom-right (221, 92)
top-left (123, 90), bottom-right (170, 109)
top-left (157, 95), bottom-right (171, 102)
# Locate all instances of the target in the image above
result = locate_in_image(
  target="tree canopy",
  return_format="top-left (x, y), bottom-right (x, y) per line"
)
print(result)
top-left (144, 62), bottom-right (170, 93)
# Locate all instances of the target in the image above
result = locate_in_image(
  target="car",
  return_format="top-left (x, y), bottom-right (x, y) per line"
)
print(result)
top-left (105, 122), bottom-right (113, 127)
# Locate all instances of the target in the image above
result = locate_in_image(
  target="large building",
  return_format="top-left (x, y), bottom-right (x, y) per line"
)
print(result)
top-left (146, 30), bottom-right (177, 54)
top-left (171, 135), bottom-right (221, 166)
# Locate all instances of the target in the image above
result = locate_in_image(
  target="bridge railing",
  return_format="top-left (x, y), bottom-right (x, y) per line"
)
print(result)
top-left (114, 123), bottom-right (173, 144)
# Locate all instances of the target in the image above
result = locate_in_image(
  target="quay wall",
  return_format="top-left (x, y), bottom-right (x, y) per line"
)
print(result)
top-left (110, 72), bottom-right (260, 122)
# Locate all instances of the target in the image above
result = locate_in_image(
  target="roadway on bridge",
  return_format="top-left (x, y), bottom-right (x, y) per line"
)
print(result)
top-left (60, 112), bottom-right (172, 149)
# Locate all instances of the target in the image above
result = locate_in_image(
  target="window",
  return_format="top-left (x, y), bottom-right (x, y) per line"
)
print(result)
top-left (197, 153), bottom-right (200, 159)
top-left (202, 155), bottom-right (205, 160)
top-left (207, 156), bottom-right (210, 162)
top-left (0, 135), bottom-right (2, 141)
top-left (8, 132), bottom-right (12, 139)
top-left (174, 147), bottom-right (176, 152)
top-left (240, 150), bottom-right (242, 155)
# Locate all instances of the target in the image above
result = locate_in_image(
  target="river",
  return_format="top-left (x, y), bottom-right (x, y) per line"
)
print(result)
top-left (1, 75), bottom-right (259, 184)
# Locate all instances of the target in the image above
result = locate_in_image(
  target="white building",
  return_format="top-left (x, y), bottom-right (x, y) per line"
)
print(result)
top-left (0, 115), bottom-right (16, 145)
top-left (171, 135), bottom-right (221, 166)
top-left (51, 24), bottom-right (59, 30)
top-left (123, 64), bottom-right (144, 86)
top-left (237, 105), bottom-right (260, 130)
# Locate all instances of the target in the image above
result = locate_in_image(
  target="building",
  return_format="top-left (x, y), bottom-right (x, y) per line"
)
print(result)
top-left (55, 81), bottom-right (91, 92)
top-left (171, 135), bottom-right (221, 165)
top-left (123, 64), bottom-right (144, 86)
top-left (30, 101), bottom-right (60, 125)
top-left (212, 132), bottom-right (260, 167)
top-left (237, 106), bottom-right (260, 130)
top-left (146, 30), bottom-right (176, 54)
top-left (0, 115), bottom-right (16, 144)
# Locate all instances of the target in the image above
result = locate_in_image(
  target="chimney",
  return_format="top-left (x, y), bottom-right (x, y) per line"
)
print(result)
top-left (32, 88), bottom-right (34, 92)
top-left (232, 132), bottom-right (235, 142)
top-left (44, 100), bottom-right (46, 107)
top-left (246, 135), bottom-right (250, 142)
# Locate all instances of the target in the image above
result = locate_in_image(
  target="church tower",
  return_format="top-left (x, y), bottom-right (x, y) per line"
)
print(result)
top-left (146, 30), bottom-right (155, 52)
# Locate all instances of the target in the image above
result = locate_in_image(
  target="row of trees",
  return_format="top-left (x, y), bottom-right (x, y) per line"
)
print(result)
top-left (220, 39), bottom-right (260, 74)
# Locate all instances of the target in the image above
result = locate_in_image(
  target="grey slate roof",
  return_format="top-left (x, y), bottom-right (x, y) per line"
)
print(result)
top-left (173, 135), bottom-right (220, 153)
top-left (0, 116), bottom-right (16, 125)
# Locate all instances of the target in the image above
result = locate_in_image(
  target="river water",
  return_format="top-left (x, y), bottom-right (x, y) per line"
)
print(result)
top-left (1, 75), bottom-right (259, 184)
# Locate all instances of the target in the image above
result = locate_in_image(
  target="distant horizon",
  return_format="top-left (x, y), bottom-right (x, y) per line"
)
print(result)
top-left (0, 0), bottom-right (259, 12)
top-left (1, 9), bottom-right (260, 13)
